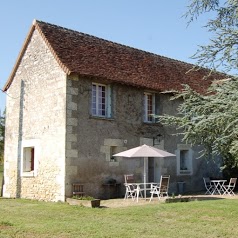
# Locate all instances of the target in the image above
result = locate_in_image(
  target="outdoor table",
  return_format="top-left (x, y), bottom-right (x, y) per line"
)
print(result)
top-left (210, 180), bottom-right (227, 195)
top-left (130, 182), bottom-right (156, 202)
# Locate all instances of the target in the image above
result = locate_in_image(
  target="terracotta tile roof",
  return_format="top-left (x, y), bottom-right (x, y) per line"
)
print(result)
top-left (3, 19), bottom-right (225, 93)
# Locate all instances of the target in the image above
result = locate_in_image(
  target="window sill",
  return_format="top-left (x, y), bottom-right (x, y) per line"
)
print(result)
top-left (179, 170), bottom-right (192, 175)
top-left (90, 115), bottom-right (114, 121)
top-left (21, 171), bottom-right (36, 177)
top-left (109, 161), bottom-right (119, 167)
top-left (143, 121), bottom-right (159, 125)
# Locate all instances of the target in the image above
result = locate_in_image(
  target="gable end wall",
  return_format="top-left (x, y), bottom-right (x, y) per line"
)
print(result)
top-left (3, 29), bottom-right (67, 201)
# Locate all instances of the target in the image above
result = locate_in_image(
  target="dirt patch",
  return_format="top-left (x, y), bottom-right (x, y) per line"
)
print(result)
top-left (0, 225), bottom-right (13, 230)
top-left (67, 197), bottom-right (164, 208)
top-left (100, 194), bottom-right (238, 208)
top-left (67, 193), bottom-right (238, 208)
top-left (86, 198), bottom-right (164, 208)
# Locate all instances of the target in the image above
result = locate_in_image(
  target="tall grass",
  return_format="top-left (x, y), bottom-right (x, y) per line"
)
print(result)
top-left (1, 198), bottom-right (238, 238)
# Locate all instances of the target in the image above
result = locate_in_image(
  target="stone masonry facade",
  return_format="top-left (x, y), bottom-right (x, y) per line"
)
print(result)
top-left (64, 75), bottom-right (220, 199)
top-left (4, 29), bottom-right (66, 201)
top-left (3, 22), bottom-right (221, 202)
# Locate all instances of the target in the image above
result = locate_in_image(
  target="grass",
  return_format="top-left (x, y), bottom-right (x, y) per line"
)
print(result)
top-left (1, 198), bottom-right (238, 238)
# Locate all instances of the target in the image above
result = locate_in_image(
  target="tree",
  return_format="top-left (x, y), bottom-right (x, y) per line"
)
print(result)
top-left (160, 0), bottom-right (238, 174)
top-left (185, 0), bottom-right (238, 75)
top-left (0, 109), bottom-right (5, 165)
top-left (160, 80), bottom-right (238, 172)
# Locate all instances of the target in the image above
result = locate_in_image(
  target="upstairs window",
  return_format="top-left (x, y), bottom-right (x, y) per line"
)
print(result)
top-left (144, 92), bottom-right (155, 122)
top-left (92, 83), bottom-right (111, 118)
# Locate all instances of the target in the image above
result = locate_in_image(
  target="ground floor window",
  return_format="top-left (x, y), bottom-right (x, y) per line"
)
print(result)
top-left (23, 147), bottom-right (35, 172)
top-left (110, 146), bottom-right (117, 162)
top-left (176, 144), bottom-right (193, 175)
top-left (21, 139), bottom-right (39, 177)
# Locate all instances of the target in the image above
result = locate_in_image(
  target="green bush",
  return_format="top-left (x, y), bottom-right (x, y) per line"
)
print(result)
top-left (72, 195), bottom-right (95, 200)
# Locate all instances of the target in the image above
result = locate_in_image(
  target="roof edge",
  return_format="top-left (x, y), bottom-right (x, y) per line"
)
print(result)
top-left (34, 20), bottom-right (71, 75)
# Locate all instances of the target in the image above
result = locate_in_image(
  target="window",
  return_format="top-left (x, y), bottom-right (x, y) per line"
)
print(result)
top-left (92, 83), bottom-right (111, 118)
top-left (21, 139), bottom-right (39, 176)
top-left (180, 150), bottom-right (189, 171)
top-left (23, 147), bottom-right (35, 172)
top-left (110, 146), bottom-right (117, 162)
top-left (144, 92), bottom-right (155, 122)
top-left (176, 144), bottom-right (193, 175)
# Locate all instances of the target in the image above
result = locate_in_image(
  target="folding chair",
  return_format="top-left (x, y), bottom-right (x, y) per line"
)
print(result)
top-left (223, 178), bottom-right (237, 196)
top-left (124, 174), bottom-right (136, 200)
top-left (124, 174), bottom-right (143, 200)
top-left (203, 177), bottom-right (214, 195)
top-left (149, 175), bottom-right (170, 201)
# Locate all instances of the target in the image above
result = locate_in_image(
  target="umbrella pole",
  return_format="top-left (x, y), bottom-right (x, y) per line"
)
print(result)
top-left (144, 157), bottom-right (147, 200)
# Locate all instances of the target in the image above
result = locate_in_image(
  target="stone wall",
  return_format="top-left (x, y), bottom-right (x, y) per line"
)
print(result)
top-left (64, 77), bottom-right (160, 198)
top-left (3, 28), bottom-right (66, 201)
top-left (65, 78), bottom-right (220, 198)
top-left (3, 28), bottom-right (221, 202)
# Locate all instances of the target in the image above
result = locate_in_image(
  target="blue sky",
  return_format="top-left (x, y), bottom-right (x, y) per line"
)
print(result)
top-left (0, 0), bottom-right (213, 113)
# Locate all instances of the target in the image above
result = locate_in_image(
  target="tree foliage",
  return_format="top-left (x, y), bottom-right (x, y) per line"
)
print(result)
top-left (185, 0), bottom-right (238, 74)
top-left (0, 110), bottom-right (5, 165)
top-left (160, 0), bottom-right (238, 172)
top-left (160, 79), bottom-right (238, 168)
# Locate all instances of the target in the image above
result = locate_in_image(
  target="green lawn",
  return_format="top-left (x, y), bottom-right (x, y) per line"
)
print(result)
top-left (1, 198), bottom-right (238, 238)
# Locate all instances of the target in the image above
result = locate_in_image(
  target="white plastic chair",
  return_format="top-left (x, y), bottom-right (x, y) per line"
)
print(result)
top-left (203, 177), bottom-right (214, 195)
top-left (223, 178), bottom-right (237, 196)
top-left (149, 175), bottom-right (170, 201)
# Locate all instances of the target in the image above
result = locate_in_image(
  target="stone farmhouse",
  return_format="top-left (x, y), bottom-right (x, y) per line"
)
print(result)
top-left (2, 20), bottom-right (222, 201)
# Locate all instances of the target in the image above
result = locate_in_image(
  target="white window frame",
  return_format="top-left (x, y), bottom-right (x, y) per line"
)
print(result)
top-left (91, 83), bottom-right (111, 118)
top-left (144, 92), bottom-right (155, 123)
top-left (21, 139), bottom-right (40, 177)
top-left (176, 144), bottom-right (193, 175)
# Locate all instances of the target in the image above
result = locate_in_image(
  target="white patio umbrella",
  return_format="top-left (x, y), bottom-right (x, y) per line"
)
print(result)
top-left (113, 144), bottom-right (175, 199)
